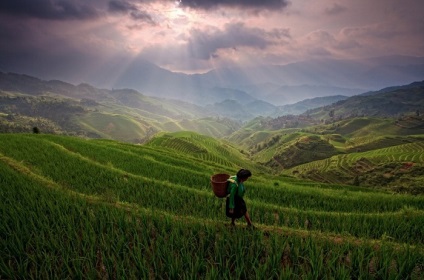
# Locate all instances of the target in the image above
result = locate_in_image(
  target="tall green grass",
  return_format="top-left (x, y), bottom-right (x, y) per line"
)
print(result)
top-left (1, 159), bottom-right (423, 279)
top-left (1, 133), bottom-right (423, 278)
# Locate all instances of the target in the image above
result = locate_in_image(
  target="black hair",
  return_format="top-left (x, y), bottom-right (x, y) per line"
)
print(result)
top-left (236, 169), bottom-right (252, 180)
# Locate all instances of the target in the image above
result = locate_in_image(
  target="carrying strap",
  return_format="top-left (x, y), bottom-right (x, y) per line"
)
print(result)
top-left (227, 178), bottom-right (239, 195)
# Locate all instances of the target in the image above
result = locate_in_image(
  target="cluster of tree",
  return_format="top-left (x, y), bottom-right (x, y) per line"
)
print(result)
top-left (1, 96), bottom-right (85, 118)
top-left (0, 95), bottom-right (88, 132)
top-left (0, 114), bottom-right (63, 134)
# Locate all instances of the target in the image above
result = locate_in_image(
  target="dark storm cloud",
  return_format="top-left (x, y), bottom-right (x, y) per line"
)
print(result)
top-left (187, 22), bottom-right (280, 59)
top-left (130, 10), bottom-right (155, 24)
top-left (180, 0), bottom-right (290, 10)
top-left (0, 0), bottom-right (99, 20)
top-left (109, 0), bottom-right (138, 13)
top-left (108, 0), bottom-right (155, 24)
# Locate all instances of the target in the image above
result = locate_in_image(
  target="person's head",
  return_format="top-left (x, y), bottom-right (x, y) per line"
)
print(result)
top-left (236, 169), bottom-right (252, 182)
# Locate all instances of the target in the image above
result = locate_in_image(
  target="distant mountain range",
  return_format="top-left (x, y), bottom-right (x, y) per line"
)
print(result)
top-left (0, 71), bottom-right (352, 121)
top-left (306, 81), bottom-right (424, 120)
top-left (1, 70), bottom-right (423, 142)
top-left (104, 55), bottom-right (424, 106)
top-left (1, 55), bottom-right (423, 107)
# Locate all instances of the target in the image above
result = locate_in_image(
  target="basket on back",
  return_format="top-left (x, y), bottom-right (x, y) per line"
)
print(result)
top-left (210, 173), bottom-right (230, 198)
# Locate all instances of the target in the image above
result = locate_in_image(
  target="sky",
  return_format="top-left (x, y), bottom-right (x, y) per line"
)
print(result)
top-left (0, 0), bottom-right (423, 86)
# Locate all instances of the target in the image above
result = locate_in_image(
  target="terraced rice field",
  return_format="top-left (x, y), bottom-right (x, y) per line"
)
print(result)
top-left (1, 134), bottom-right (423, 279)
top-left (287, 140), bottom-right (424, 183)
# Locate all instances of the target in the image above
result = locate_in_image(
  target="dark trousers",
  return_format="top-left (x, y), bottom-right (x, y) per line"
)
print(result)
top-left (226, 196), bottom-right (247, 219)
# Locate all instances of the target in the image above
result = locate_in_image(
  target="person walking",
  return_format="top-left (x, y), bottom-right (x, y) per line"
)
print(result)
top-left (226, 169), bottom-right (254, 227)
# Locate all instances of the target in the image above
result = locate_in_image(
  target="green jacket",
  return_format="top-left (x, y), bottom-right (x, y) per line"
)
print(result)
top-left (228, 175), bottom-right (246, 209)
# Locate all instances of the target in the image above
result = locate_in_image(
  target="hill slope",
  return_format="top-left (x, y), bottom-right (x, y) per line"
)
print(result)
top-left (227, 115), bottom-right (424, 191)
top-left (220, 81), bottom-right (424, 190)
top-left (145, 131), bottom-right (263, 172)
top-left (306, 80), bottom-right (424, 121)
top-left (0, 72), bottom-right (244, 141)
top-left (1, 134), bottom-right (423, 278)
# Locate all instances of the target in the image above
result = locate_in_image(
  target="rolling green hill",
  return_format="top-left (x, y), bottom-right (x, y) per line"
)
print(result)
top-left (226, 116), bottom-right (424, 191)
top-left (283, 140), bottom-right (424, 191)
top-left (145, 131), bottom-right (263, 172)
top-left (0, 89), bottom-right (242, 141)
top-left (265, 135), bottom-right (341, 169)
top-left (0, 72), bottom-right (243, 141)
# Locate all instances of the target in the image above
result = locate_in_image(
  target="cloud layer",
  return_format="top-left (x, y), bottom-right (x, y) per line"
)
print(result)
top-left (0, 0), bottom-right (99, 20)
top-left (0, 0), bottom-right (423, 86)
top-left (180, 0), bottom-right (290, 10)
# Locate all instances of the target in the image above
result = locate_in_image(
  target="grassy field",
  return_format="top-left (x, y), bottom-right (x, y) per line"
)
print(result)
top-left (1, 133), bottom-right (423, 279)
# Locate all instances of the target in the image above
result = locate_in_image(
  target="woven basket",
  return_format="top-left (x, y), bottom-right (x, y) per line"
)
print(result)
top-left (210, 173), bottom-right (230, 198)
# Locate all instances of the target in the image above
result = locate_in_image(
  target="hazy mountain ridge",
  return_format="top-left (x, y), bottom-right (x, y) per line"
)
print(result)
top-left (272, 95), bottom-right (348, 117)
top-left (0, 72), bottom-right (242, 140)
top-left (0, 71), bottom-right (351, 139)
top-left (260, 85), bottom-right (359, 105)
top-left (2, 71), bottom-right (424, 147)
top-left (231, 81), bottom-right (424, 134)
top-left (1, 55), bottom-right (423, 108)
top-left (305, 80), bottom-right (424, 121)
top-left (94, 55), bottom-right (424, 106)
